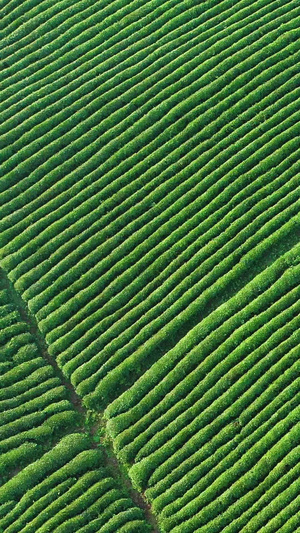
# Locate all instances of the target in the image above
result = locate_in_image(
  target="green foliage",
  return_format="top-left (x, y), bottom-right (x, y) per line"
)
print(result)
top-left (1, 0), bottom-right (300, 531)
top-left (0, 436), bottom-right (148, 532)
top-left (0, 442), bottom-right (40, 478)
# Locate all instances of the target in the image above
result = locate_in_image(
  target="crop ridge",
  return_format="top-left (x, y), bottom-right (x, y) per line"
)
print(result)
top-left (1, 0), bottom-right (300, 531)
top-left (0, 268), bottom-right (86, 420)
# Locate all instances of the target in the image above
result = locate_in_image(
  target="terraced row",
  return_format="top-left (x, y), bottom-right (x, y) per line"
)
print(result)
top-left (0, 271), bottom-right (79, 484)
top-left (1, 0), bottom-right (300, 410)
top-left (105, 243), bottom-right (300, 531)
top-left (0, 270), bottom-right (151, 528)
top-left (1, 0), bottom-right (300, 531)
top-left (0, 433), bottom-right (150, 533)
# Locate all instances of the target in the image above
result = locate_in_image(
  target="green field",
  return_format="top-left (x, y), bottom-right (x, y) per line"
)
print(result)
top-left (1, 0), bottom-right (300, 531)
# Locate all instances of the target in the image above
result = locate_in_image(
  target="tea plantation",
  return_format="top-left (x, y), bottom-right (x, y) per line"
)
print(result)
top-left (1, 0), bottom-right (300, 531)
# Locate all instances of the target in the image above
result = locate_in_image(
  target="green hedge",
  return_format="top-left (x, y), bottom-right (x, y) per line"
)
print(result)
top-left (149, 383), bottom-right (300, 517)
top-left (45, 149), bottom-right (300, 358)
top-left (2, 11), bottom-right (300, 260)
top-left (106, 239), bottom-right (300, 419)
top-left (159, 413), bottom-right (300, 531)
top-left (0, 443), bottom-right (40, 478)
top-left (89, 213), bottom-right (300, 406)
top-left (107, 264), bottom-right (300, 448)
top-left (0, 433), bottom-right (94, 503)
